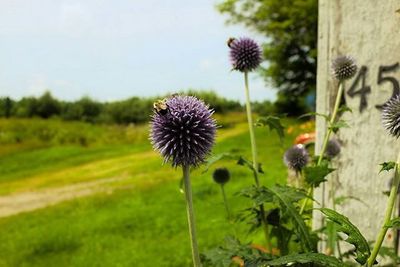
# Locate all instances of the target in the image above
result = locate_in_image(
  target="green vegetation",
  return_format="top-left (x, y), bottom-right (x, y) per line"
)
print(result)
top-left (0, 115), bottom-right (306, 266)
top-left (217, 0), bottom-right (318, 115)
top-left (0, 90), bottom-right (243, 124)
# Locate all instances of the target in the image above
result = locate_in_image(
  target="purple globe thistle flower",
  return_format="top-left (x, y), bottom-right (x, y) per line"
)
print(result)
top-left (212, 168), bottom-right (230, 185)
top-left (150, 95), bottom-right (217, 167)
top-left (331, 55), bottom-right (357, 81)
top-left (325, 138), bottom-right (341, 159)
top-left (382, 95), bottom-right (400, 138)
top-left (283, 144), bottom-right (309, 172)
top-left (228, 37), bottom-right (262, 72)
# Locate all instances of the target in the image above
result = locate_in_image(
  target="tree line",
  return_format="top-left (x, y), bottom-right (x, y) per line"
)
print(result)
top-left (0, 90), bottom-right (277, 124)
top-left (217, 0), bottom-right (317, 115)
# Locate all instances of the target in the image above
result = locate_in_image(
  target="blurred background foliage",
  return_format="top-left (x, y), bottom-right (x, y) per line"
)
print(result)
top-left (217, 0), bottom-right (318, 115)
top-left (0, 91), bottom-right (279, 124)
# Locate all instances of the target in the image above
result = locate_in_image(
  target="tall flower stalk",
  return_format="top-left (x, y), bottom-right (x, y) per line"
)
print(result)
top-left (228, 37), bottom-right (271, 249)
top-left (244, 72), bottom-right (271, 249)
top-left (182, 164), bottom-right (201, 266)
top-left (150, 95), bottom-right (217, 267)
top-left (213, 168), bottom-right (232, 218)
top-left (244, 72), bottom-right (260, 187)
top-left (367, 155), bottom-right (400, 266)
top-left (299, 55), bottom-right (357, 215)
top-left (368, 95), bottom-right (400, 266)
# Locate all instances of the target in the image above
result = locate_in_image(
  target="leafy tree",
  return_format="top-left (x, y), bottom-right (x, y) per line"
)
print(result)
top-left (217, 0), bottom-right (318, 115)
top-left (107, 97), bottom-right (153, 124)
top-left (183, 90), bottom-right (242, 113)
top-left (62, 97), bottom-right (102, 122)
top-left (0, 90), bottom-right (242, 124)
top-left (36, 91), bottom-right (61, 118)
top-left (0, 97), bottom-right (13, 118)
top-left (13, 97), bottom-right (39, 117)
top-left (252, 99), bottom-right (275, 116)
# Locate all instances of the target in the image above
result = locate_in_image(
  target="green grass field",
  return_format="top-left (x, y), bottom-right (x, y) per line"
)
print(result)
top-left (0, 115), bottom-right (310, 267)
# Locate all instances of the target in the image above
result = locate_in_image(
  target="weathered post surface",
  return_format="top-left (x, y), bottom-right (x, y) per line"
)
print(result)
top-left (314, 0), bottom-right (400, 254)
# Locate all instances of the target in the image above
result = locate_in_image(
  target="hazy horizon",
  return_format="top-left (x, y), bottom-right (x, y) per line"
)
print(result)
top-left (0, 0), bottom-right (276, 103)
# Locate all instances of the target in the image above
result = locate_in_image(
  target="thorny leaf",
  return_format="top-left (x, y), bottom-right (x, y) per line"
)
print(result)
top-left (319, 208), bottom-right (371, 264)
top-left (256, 116), bottom-right (285, 143)
top-left (379, 161), bottom-right (397, 173)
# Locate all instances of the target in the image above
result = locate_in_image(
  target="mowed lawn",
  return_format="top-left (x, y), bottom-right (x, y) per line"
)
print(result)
top-left (0, 115), bottom-right (309, 267)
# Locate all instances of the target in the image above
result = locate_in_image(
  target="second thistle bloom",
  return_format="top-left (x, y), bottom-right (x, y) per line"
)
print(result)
top-left (326, 138), bottom-right (341, 159)
top-left (284, 144), bottom-right (309, 172)
top-left (228, 37), bottom-right (262, 72)
top-left (150, 95), bottom-right (217, 167)
top-left (382, 95), bottom-right (400, 138)
top-left (331, 55), bottom-right (357, 81)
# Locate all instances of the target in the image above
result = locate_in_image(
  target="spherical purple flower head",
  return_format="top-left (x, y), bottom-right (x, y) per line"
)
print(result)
top-left (283, 144), bottom-right (309, 172)
top-left (150, 95), bottom-right (217, 167)
top-left (382, 94), bottom-right (400, 138)
top-left (228, 37), bottom-right (262, 72)
top-left (325, 138), bottom-right (341, 159)
top-left (331, 55), bottom-right (357, 81)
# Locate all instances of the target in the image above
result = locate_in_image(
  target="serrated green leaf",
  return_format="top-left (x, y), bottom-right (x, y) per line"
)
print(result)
top-left (240, 185), bottom-right (314, 252)
top-left (253, 253), bottom-right (345, 267)
top-left (244, 185), bottom-right (309, 207)
top-left (338, 105), bottom-right (353, 114)
top-left (202, 236), bottom-right (272, 267)
top-left (268, 185), bottom-right (314, 252)
top-left (304, 163), bottom-right (335, 187)
top-left (202, 152), bottom-right (236, 173)
top-left (256, 116), bottom-right (285, 142)
top-left (379, 161), bottom-right (397, 173)
top-left (385, 217), bottom-right (400, 229)
top-left (239, 186), bottom-right (274, 205)
top-left (299, 112), bottom-right (329, 121)
top-left (237, 156), bottom-right (264, 174)
top-left (329, 120), bottom-right (349, 133)
top-left (320, 208), bottom-right (371, 264)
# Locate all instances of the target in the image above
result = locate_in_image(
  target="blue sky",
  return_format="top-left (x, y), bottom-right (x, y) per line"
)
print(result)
top-left (0, 0), bottom-right (276, 103)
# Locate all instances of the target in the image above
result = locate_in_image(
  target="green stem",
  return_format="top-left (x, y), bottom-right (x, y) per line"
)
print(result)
top-left (299, 82), bottom-right (344, 215)
top-left (330, 172), bottom-right (337, 211)
top-left (319, 82), bottom-right (344, 165)
top-left (244, 71), bottom-right (271, 251)
top-left (244, 72), bottom-right (260, 186)
top-left (336, 236), bottom-right (343, 260)
top-left (300, 188), bottom-right (312, 215)
top-left (220, 185), bottom-right (231, 219)
top-left (182, 164), bottom-right (201, 267)
top-left (327, 157), bottom-right (342, 257)
top-left (367, 152), bottom-right (400, 266)
top-left (220, 184), bottom-right (238, 237)
top-left (295, 171), bottom-right (301, 188)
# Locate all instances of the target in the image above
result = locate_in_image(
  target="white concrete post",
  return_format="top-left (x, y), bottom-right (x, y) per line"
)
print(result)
top-left (314, 0), bottom-right (400, 254)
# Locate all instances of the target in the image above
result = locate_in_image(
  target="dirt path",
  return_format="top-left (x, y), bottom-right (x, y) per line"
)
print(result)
top-left (0, 176), bottom-right (131, 218)
top-left (0, 124), bottom-right (247, 218)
